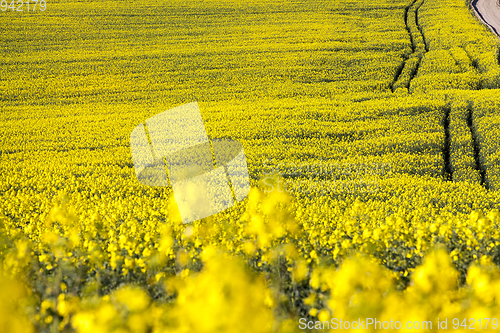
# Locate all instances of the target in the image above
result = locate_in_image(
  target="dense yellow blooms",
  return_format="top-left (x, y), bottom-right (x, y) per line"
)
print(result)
top-left (2, 0), bottom-right (500, 332)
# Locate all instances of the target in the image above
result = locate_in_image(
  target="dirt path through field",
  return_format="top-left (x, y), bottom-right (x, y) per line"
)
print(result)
top-left (471, 0), bottom-right (500, 37)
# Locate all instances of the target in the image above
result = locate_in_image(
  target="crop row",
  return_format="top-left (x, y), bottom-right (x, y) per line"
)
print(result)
top-left (392, 0), bottom-right (425, 92)
top-left (472, 95), bottom-right (500, 191)
top-left (415, 0), bottom-right (500, 89)
top-left (448, 100), bottom-right (482, 185)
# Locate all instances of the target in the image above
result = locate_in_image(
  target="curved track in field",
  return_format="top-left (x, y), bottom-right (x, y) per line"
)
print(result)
top-left (471, 0), bottom-right (500, 37)
top-left (391, 0), bottom-right (427, 91)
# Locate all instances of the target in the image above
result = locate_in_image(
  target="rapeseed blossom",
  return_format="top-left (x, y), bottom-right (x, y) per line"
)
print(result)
top-left (2, 0), bottom-right (500, 331)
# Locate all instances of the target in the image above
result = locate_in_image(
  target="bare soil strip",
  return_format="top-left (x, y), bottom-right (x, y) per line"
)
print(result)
top-left (471, 0), bottom-right (500, 37)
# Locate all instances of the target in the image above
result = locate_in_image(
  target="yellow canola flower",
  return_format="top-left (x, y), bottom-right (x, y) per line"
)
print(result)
top-left (410, 248), bottom-right (459, 295)
top-left (0, 270), bottom-right (34, 333)
top-left (114, 286), bottom-right (150, 312)
top-left (158, 226), bottom-right (174, 257)
top-left (467, 256), bottom-right (500, 305)
top-left (164, 250), bottom-right (275, 333)
top-left (323, 254), bottom-right (394, 319)
top-left (72, 287), bottom-right (154, 333)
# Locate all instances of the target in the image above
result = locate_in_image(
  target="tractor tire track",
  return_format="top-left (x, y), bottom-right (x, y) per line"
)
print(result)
top-left (448, 103), bottom-right (484, 186)
top-left (404, 4), bottom-right (416, 53)
top-left (442, 106), bottom-right (453, 181)
top-left (392, 0), bottom-right (427, 92)
top-left (467, 105), bottom-right (489, 188)
top-left (390, 1), bottom-right (415, 92)
top-left (414, 0), bottom-right (428, 52)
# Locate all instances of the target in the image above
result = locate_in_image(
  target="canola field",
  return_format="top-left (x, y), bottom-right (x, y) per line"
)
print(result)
top-left (2, 0), bottom-right (500, 331)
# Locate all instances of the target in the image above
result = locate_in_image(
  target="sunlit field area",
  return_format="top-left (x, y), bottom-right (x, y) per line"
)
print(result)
top-left (2, 0), bottom-right (500, 331)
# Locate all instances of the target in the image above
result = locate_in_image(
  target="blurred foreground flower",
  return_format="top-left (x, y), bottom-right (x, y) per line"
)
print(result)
top-left (164, 247), bottom-right (276, 333)
top-left (0, 270), bottom-right (34, 333)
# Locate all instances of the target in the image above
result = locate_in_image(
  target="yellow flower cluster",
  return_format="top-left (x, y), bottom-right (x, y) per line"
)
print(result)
top-left (308, 248), bottom-right (500, 330)
top-left (2, 183), bottom-right (500, 332)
